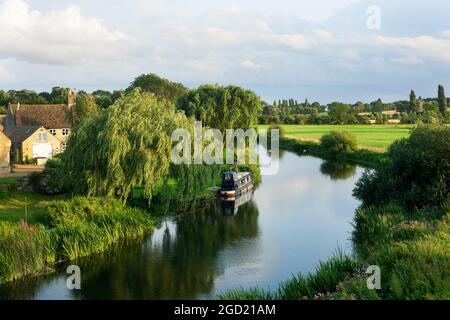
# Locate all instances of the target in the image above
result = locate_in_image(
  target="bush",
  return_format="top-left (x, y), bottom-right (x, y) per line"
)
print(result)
top-left (28, 159), bottom-right (64, 195)
top-left (320, 131), bottom-right (357, 154)
top-left (354, 126), bottom-right (450, 209)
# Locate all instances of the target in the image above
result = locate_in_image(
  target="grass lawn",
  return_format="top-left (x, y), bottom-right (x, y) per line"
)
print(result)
top-left (0, 177), bottom-right (67, 225)
top-left (259, 124), bottom-right (414, 152)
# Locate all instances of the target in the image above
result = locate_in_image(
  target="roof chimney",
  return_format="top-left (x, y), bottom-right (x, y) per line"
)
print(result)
top-left (68, 90), bottom-right (77, 109)
top-left (15, 108), bottom-right (22, 127)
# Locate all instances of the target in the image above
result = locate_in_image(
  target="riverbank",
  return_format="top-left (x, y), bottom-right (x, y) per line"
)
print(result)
top-left (0, 197), bottom-right (154, 284)
top-left (279, 137), bottom-right (387, 168)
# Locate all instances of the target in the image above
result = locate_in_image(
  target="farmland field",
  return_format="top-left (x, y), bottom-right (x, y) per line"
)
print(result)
top-left (259, 124), bottom-right (414, 152)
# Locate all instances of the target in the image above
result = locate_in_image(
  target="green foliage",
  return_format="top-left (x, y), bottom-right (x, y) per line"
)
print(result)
top-left (177, 84), bottom-right (262, 131)
top-left (128, 73), bottom-right (187, 103)
top-left (92, 90), bottom-right (113, 109)
top-left (438, 85), bottom-right (447, 114)
top-left (67, 93), bottom-right (100, 126)
top-left (27, 159), bottom-right (64, 195)
top-left (0, 197), bottom-right (154, 284)
top-left (0, 221), bottom-right (56, 284)
top-left (62, 89), bottom-right (188, 203)
top-left (328, 102), bottom-right (353, 124)
top-left (49, 87), bottom-right (71, 104)
top-left (279, 137), bottom-right (386, 168)
top-left (354, 126), bottom-right (450, 208)
top-left (409, 90), bottom-right (418, 112)
top-left (353, 205), bottom-right (450, 300)
top-left (320, 131), bottom-right (358, 154)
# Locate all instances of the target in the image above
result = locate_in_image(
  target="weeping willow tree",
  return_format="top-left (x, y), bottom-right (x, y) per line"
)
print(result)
top-left (61, 88), bottom-right (219, 205)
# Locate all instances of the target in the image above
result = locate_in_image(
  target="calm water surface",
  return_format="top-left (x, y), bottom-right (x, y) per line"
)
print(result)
top-left (0, 150), bottom-right (363, 299)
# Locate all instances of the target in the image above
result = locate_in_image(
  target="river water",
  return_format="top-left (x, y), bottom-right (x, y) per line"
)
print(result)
top-left (0, 149), bottom-right (363, 299)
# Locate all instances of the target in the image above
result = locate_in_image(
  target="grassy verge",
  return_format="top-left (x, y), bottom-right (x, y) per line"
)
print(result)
top-left (0, 197), bottom-right (154, 284)
top-left (279, 137), bottom-right (387, 168)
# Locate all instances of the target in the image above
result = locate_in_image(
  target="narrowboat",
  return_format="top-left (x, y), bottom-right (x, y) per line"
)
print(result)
top-left (220, 171), bottom-right (253, 199)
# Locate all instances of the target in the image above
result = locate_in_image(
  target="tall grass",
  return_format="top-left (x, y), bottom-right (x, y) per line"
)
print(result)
top-left (0, 197), bottom-right (154, 284)
top-left (353, 205), bottom-right (450, 300)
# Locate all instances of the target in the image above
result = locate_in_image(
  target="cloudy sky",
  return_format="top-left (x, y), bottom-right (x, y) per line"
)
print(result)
top-left (1, 0), bottom-right (450, 103)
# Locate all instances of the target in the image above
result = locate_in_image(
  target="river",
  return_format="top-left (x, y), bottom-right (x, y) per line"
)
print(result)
top-left (0, 148), bottom-right (363, 299)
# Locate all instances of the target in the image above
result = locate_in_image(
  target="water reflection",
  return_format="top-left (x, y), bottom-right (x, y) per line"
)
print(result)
top-left (320, 160), bottom-right (357, 180)
top-left (0, 151), bottom-right (363, 300)
top-left (222, 192), bottom-right (254, 216)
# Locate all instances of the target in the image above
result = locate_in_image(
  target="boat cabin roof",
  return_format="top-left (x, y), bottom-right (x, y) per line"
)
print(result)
top-left (236, 172), bottom-right (250, 180)
top-left (223, 172), bottom-right (251, 181)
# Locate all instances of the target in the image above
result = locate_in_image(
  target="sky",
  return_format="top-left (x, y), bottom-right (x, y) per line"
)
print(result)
top-left (1, 0), bottom-right (450, 103)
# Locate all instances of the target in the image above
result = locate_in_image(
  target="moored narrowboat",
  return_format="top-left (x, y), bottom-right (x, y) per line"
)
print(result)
top-left (220, 171), bottom-right (253, 199)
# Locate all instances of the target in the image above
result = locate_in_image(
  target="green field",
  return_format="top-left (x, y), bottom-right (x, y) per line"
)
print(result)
top-left (260, 125), bottom-right (414, 152)
top-left (0, 177), bottom-right (67, 224)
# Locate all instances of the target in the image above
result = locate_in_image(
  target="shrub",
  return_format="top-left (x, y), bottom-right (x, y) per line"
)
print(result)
top-left (320, 131), bottom-right (357, 154)
top-left (354, 126), bottom-right (450, 209)
top-left (27, 159), bottom-right (64, 195)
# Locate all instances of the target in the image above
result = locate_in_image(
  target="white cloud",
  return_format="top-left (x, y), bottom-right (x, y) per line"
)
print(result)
top-left (240, 60), bottom-right (267, 70)
top-left (253, 20), bottom-right (271, 33)
top-left (367, 35), bottom-right (450, 63)
top-left (272, 34), bottom-right (311, 50)
top-left (0, 0), bottom-right (130, 65)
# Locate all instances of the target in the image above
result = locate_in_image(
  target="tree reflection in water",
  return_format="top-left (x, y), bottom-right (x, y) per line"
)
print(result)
top-left (0, 197), bottom-right (259, 300)
top-left (320, 160), bottom-right (357, 180)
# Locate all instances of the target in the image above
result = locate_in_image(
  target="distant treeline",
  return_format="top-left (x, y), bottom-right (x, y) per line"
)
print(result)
top-left (1, 74), bottom-right (449, 126)
top-left (260, 86), bottom-right (449, 125)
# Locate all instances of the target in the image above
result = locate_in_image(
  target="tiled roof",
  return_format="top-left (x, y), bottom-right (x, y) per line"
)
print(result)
top-left (4, 125), bottom-right (40, 144)
top-left (9, 104), bottom-right (71, 129)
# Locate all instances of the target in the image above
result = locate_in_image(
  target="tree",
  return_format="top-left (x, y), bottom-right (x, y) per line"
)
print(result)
top-left (92, 90), bottom-right (113, 109)
top-left (62, 89), bottom-right (186, 201)
top-left (354, 126), bottom-right (450, 208)
top-left (320, 130), bottom-right (357, 154)
top-left (177, 84), bottom-right (262, 131)
top-left (128, 73), bottom-right (187, 104)
top-left (50, 87), bottom-right (71, 104)
top-left (438, 84), bottom-right (447, 115)
top-left (371, 98), bottom-right (383, 113)
top-left (67, 93), bottom-right (100, 127)
top-left (327, 102), bottom-right (352, 124)
top-left (409, 90), bottom-right (417, 112)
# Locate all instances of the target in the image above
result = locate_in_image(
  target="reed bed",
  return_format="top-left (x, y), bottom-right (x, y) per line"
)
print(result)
top-left (0, 197), bottom-right (154, 284)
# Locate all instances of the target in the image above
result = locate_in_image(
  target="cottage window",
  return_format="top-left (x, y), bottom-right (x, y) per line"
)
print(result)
top-left (62, 128), bottom-right (69, 136)
top-left (38, 132), bottom-right (47, 142)
top-left (49, 129), bottom-right (56, 136)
